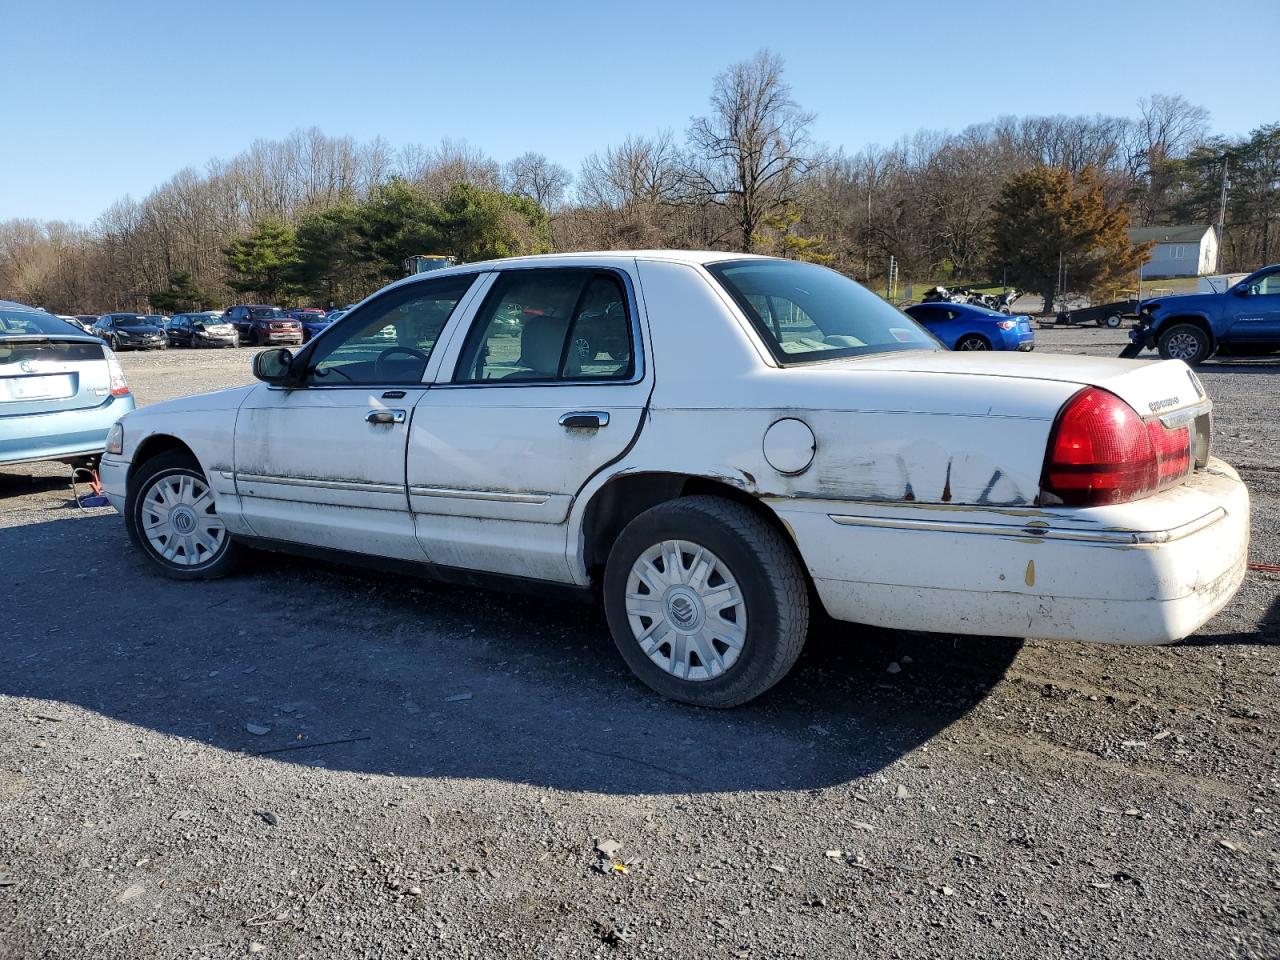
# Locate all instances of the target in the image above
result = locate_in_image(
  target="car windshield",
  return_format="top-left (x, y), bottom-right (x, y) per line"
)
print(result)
top-left (114, 316), bottom-right (148, 324)
top-left (0, 309), bottom-right (88, 337)
top-left (250, 308), bottom-right (284, 319)
top-left (706, 260), bottom-right (938, 364)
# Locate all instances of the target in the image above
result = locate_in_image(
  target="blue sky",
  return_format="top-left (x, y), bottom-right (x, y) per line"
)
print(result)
top-left (2, 0), bottom-right (1274, 225)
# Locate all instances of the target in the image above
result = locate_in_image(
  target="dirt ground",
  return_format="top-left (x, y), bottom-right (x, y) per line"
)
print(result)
top-left (1, 327), bottom-right (1276, 959)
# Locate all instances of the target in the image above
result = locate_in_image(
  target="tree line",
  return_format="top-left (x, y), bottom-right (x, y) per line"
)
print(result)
top-left (1, 50), bottom-right (1275, 315)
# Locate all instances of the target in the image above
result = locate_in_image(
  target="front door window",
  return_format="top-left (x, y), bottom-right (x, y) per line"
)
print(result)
top-left (303, 274), bottom-right (477, 385)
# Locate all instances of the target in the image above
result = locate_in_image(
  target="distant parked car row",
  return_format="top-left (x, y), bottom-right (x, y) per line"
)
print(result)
top-left (49, 304), bottom-right (352, 349)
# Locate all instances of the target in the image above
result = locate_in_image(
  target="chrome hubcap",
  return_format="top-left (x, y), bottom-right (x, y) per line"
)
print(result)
top-left (141, 473), bottom-right (225, 566)
top-left (625, 540), bottom-right (746, 682)
top-left (1166, 332), bottom-right (1200, 359)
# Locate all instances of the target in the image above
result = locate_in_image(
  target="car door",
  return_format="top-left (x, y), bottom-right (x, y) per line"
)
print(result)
top-left (907, 305), bottom-right (958, 348)
top-left (1226, 269), bottom-right (1280, 343)
top-left (232, 273), bottom-right (482, 560)
top-left (408, 264), bottom-right (652, 582)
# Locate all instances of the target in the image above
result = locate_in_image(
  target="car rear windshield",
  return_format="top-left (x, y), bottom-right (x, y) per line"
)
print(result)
top-left (706, 260), bottom-right (938, 364)
top-left (0, 339), bottom-right (104, 364)
top-left (0, 310), bottom-right (89, 337)
top-left (250, 308), bottom-right (284, 319)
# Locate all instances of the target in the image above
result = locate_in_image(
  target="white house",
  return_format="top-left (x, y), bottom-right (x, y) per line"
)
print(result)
top-left (1129, 225), bottom-right (1218, 279)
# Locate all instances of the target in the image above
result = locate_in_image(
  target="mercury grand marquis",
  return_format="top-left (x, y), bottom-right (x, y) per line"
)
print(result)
top-left (100, 252), bottom-right (1249, 706)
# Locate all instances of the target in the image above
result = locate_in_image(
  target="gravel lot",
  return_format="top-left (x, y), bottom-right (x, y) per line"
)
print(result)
top-left (1, 327), bottom-right (1277, 959)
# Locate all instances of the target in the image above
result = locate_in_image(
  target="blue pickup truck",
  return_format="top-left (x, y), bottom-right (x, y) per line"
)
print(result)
top-left (1121, 263), bottom-right (1280, 364)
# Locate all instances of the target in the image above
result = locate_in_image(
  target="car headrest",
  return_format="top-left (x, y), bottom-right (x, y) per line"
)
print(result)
top-left (518, 315), bottom-right (568, 376)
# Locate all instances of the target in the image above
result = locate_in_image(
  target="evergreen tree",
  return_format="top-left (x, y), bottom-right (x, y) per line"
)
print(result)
top-left (990, 166), bottom-right (1151, 313)
top-left (224, 218), bottom-right (297, 303)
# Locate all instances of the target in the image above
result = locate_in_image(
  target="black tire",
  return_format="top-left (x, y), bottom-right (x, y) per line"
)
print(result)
top-left (1157, 323), bottom-right (1211, 365)
top-left (109, 335), bottom-right (121, 352)
top-left (954, 334), bottom-right (990, 351)
top-left (1104, 313), bottom-right (1123, 329)
top-left (125, 451), bottom-right (242, 580)
top-left (603, 496), bottom-right (809, 708)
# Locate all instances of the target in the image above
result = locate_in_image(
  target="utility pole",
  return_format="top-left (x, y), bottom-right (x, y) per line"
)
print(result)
top-left (1215, 155), bottom-right (1230, 273)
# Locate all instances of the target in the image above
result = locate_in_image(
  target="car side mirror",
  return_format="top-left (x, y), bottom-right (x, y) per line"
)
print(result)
top-left (1233, 286), bottom-right (1248, 296)
top-left (253, 347), bottom-right (298, 385)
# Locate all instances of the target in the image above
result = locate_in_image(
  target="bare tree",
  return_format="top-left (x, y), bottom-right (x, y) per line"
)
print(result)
top-left (504, 152), bottom-right (571, 210)
top-left (685, 49), bottom-right (815, 252)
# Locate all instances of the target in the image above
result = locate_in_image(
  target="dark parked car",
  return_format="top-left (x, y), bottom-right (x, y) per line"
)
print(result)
top-left (167, 312), bottom-right (239, 348)
top-left (74, 314), bottom-right (99, 329)
top-left (1122, 263), bottom-right (1280, 364)
top-left (90, 313), bottom-right (167, 351)
top-left (225, 305), bottom-right (303, 346)
top-left (903, 302), bottom-right (1035, 351)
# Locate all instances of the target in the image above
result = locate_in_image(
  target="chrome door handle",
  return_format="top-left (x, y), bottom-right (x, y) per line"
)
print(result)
top-left (366, 408), bottom-right (407, 425)
top-left (558, 411), bottom-right (610, 429)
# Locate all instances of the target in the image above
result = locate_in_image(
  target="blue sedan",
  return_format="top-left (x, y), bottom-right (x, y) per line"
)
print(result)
top-left (904, 302), bottom-right (1036, 351)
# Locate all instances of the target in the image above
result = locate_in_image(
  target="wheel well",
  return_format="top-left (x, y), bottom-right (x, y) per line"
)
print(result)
top-left (128, 434), bottom-right (197, 478)
top-left (580, 472), bottom-right (806, 582)
top-left (959, 332), bottom-right (990, 346)
top-left (1158, 315), bottom-right (1214, 348)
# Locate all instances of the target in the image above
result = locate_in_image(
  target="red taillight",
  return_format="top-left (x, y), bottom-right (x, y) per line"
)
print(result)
top-left (1041, 387), bottom-right (1191, 506)
top-left (105, 347), bottom-right (131, 397)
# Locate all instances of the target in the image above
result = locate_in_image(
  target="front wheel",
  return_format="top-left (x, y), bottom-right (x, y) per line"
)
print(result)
top-left (603, 496), bottom-right (809, 707)
top-left (1157, 323), bottom-right (1211, 365)
top-left (125, 451), bottom-right (242, 580)
top-left (955, 335), bottom-right (990, 351)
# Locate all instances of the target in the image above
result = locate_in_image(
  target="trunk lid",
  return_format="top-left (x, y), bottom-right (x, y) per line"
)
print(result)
top-left (848, 351), bottom-right (1208, 418)
top-left (0, 337), bottom-right (111, 416)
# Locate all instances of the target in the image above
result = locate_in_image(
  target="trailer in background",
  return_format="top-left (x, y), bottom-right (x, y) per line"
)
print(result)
top-left (1052, 298), bottom-right (1141, 328)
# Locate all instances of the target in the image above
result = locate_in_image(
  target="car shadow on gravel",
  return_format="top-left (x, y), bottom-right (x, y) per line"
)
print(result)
top-left (3, 514), bottom-right (1024, 795)
top-left (0, 469), bottom-right (76, 502)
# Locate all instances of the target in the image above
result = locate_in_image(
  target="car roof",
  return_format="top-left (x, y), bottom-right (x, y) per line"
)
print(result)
top-left (0, 299), bottom-right (49, 315)
top-left (385, 249), bottom-right (781, 296)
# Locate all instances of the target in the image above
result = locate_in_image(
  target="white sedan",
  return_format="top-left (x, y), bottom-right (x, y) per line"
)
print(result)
top-left (100, 252), bottom-right (1249, 706)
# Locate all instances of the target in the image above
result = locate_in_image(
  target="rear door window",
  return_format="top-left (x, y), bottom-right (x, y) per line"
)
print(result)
top-left (454, 269), bottom-right (633, 383)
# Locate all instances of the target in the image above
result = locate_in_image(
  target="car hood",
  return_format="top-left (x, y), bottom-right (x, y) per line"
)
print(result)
top-left (124, 384), bottom-right (258, 420)
top-left (1141, 293), bottom-right (1210, 314)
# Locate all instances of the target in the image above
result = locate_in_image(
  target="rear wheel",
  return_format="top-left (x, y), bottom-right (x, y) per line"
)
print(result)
top-left (603, 496), bottom-right (809, 707)
top-left (955, 334), bottom-right (990, 351)
top-left (125, 451), bottom-right (242, 580)
top-left (1157, 323), bottom-right (1211, 365)
top-left (1104, 313), bottom-right (1123, 329)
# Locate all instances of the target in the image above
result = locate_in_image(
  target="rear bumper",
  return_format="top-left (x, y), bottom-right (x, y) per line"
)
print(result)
top-left (0, 394), bottom-right (136, 466)
top-left (769, 459), bottom-right (1249, 645)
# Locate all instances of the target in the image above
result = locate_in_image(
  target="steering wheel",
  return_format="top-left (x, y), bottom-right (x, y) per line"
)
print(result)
top-left (375, 346), bottom-right (429, 379)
